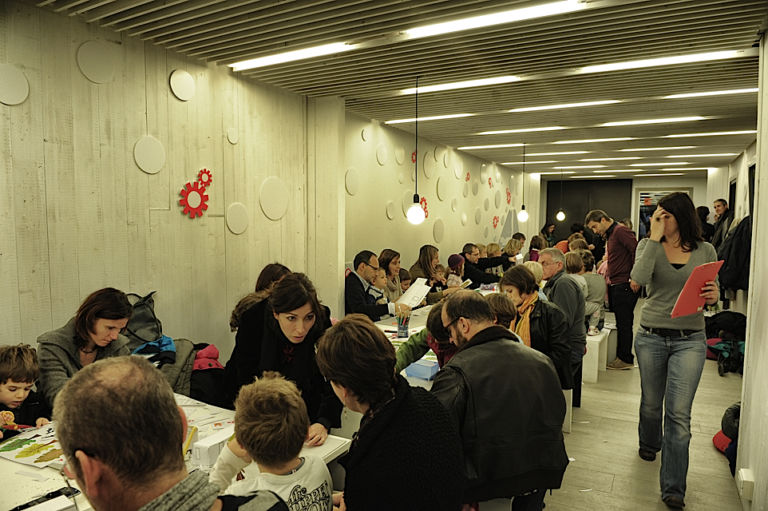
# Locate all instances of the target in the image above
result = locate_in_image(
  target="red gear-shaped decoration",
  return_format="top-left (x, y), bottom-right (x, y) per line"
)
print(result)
top-left (488, 177), bottom-right (493, 188)
top-left (179, 181), bottom-right (209, 218)
top-left (420, 196), bottom-right (429, 218)
top-left (411, 151), bottom-right (417, 163)
top-left (465, 171), bottom-right (471, 182)
top-left (492, 216), bottom-right (499, 229)
top-left (506, 188), bottom-right (512, 204)
top-left (197, 168), bottom-right (213, 189)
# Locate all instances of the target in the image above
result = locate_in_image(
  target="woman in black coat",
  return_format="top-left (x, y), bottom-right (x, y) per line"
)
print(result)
top-left (225, 272), bottom-right (341, 445)
top-left (500, 266), bottom-right (574, 389)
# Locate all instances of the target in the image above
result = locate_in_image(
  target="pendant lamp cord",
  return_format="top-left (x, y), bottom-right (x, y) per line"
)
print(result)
top-left (415, 75), bottom-right (419, 197)
top-left (521, 142), bottom-right (525, 204)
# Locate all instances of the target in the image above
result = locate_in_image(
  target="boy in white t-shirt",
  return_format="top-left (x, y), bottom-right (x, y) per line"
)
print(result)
top-left (210, 371), bottom-right (333, 511)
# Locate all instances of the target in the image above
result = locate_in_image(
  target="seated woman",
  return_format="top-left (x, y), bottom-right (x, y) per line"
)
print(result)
top-left (229, 263), bottom-right (291, 332)
top-left (224, 272), bottom-right (341, 446)
top-left (394, 301), bottom-right (457, 372)
top-left (500, 266), bottom-right (573, 389)
top-left (409, 245), bottom-right (459, 304)
top-left (378, 248), bottom-right (403, 303)
top-left (316, 314), bottom-right (464, 511)
top-left (37, 288), bottom-right (133, 407)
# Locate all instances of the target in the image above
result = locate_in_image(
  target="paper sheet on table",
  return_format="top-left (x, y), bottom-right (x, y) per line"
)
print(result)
top-left (397, 278), bottom-right (431, 308)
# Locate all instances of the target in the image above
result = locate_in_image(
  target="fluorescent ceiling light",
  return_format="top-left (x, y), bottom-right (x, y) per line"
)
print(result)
top-left (637, 173), bottom-right (684, 177)
top-left (593, 169), bottom-right (637, 173)
top-left (404, 0), bottom-right (585, 39)
top-left (663, 88), bottom-right (758, 99)
top-left (534, 171), bottom-right (576, 175)
top-left (385, 113), bottom-right (475, 124)
top-left (601, 116), bottom-right (706, 127)
top-left (553, 137), bottom-right (636, 144)
top-left (554, 165), bottom-right (604, 169)
top-left (501, 161), bottom-right (557, 165)
top-left (571, 174), bottom-right (616, 179)
top-left (479, 126), bottom-right (567, 135)
top-left (665, 130), bottom-right (756, 138)
top-left (509, 100), bottom-right (620, 112)
top-left (528, 151), bottom-right (589, 156)
top-left (619, 146), bottom-right (695, 152)
top-left (661, 167), bottom-right (710, 171)
top-left (458, 143), bottom-right (524, 150)
top-left (400, 76), bottom-right (520, 95)
top-left (630, 162), bottom-right (690, 167)
top-left (580, 157), bottom-right (642, 161)
top-left (230, 42), bottom-right (356, 71)
top-left (578, 50), bottom-right (746, 74)
top-left (666, 153), bottom-right (738, 158)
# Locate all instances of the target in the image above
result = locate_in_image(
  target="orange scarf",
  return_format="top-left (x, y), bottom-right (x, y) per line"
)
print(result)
top-left (512, 293), bottom-right (538, 347)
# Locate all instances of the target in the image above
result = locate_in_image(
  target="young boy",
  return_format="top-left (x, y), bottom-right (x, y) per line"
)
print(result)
top-left (0, 344), bottom-right (50, 439)
top-left (399, 268), bottom-right (412, 293)
top-left (367, 267), bottom-right (389, 305)
top-left (210, 371), bottom-right (333, 511)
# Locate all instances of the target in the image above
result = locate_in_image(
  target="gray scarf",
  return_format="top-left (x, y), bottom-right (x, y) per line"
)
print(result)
top-left (139, 471), bottom-right (219, 511)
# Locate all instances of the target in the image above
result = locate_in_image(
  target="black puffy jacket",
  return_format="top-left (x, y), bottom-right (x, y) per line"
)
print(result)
top-left (529, 299), bottom-right (574, 389)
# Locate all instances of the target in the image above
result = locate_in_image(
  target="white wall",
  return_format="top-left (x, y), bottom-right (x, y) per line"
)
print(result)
top-left (736, 36), bottom-right (768, 511)
top-left (0, 1), bottom-right (345, 361)
top-left (344, 112), bottom-right (540, 269)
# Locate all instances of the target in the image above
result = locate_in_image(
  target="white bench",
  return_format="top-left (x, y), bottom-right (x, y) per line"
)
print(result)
top-left (583, 328), bottom-right (609, 383)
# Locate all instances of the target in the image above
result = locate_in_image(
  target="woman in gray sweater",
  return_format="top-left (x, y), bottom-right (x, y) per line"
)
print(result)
top-left (630, 192), bottom-right (718, 510)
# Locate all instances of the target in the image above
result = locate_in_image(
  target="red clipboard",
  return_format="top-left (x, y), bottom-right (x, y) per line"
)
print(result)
top-left (670, 260), bottom-right (723, 318)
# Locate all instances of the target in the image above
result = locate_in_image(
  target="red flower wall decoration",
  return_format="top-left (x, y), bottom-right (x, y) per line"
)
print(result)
top-left (465, 172), bottom-right (471, 182)
top-left (506, 188), bottom-right (512, 204)
top-left (488, 177), bottom-right (493, 188)
top-left (179, 181), bottom-right (209, 218)
top-left (492, 216), bottom-right (499, 229)
top-left (197, 168), bottom-right (213, 189)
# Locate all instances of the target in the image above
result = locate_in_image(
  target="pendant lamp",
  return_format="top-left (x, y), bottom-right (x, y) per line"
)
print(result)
top-left (517, 142), bottom-right (529, 223)
top-left (555, 166), bottom-right (566, 221)
top-left (406, 76), bottom-right (426, 225)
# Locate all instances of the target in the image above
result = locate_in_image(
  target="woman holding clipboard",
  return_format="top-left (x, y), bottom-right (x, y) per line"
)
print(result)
top-left (630, 192), bottom-right (719, 510)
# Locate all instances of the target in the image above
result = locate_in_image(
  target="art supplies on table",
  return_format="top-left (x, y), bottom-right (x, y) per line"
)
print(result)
top-left (396, 312), bottom-right (410, 338)
top-left (670, 260), bottom-right (724, 318)
top-left (0, 424), bottom-right (65, 469)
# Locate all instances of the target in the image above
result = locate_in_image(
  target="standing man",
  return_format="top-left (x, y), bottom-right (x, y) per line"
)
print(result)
top-left (540, 248), bottom-right (586, 407)
top-left (345, 250), bottom-right (410, 321)
top-left (431, 291), bottom-right (568, 509)
top-left (585, 210), bottom-right (639, 370)
top-left (711, 199), bottom-right (734, 250)
top-left (461, 243), bottom-right (513, 289)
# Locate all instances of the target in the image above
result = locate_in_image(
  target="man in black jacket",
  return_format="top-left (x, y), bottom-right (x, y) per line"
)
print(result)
top-left (344, 250), bottom-right (409, 321)
top-left (712, 198), bottom-right (734, 250)
top-left (431, 291), bottom-right (568, 508)
top-left (461, 243), bottom-right (512, 289)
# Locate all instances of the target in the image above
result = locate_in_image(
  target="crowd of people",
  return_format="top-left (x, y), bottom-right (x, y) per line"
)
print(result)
top-left (0, 192), bottom-right (726, 511)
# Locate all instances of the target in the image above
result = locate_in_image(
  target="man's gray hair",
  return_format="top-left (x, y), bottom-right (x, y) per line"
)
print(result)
top-left (540, 248), bottom-right (566, 266)
top-left (54, 356), bottom-right (184, 488)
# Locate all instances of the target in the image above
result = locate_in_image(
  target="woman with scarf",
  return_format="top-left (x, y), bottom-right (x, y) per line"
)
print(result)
top-left (500, 265), bottom-right (573, 389)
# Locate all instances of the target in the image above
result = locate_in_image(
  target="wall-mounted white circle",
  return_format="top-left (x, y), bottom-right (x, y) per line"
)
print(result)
top-left (433, 218), bottom-right (445, 243)
top-left (443, 151), bottom-right (450, 168)
top-left (423, 152), bottom-right (434, 179)
top-left (436, 177), bottom-right (449, 201)
top-left (461, 212), bottom-right (468, 226)
top-left (475, 208), bottom-right (482, 225)
top-left (401, 190), bottom-right (415, 218)
top-left (463, 182), bottom-right (469, 197)
top-left (0, 64), bottom-right (29, 106)
top-left (433, 146), bottom-right (441, 161)
top-left (397, 169), bottom-right (406, 184)
top-left (376, 144), bottom-right (388, 166)
top-left (472, 180), bottom-right (479, 196)
top-left (385, 201), bottom-right (395, 220)
top-left (361, 127), bottom-right (370, 141)
top-left (454, 163), bottom-right (463, 180)
top-left (484, 226), bottom-right (489, 239)
top-left (484, 198), bottom-right (490, 211)
top-left (451, 198), bottom-right (458, 212)
top-left (496, 170), bottom-right (502, 181)
top-left (259, 176), bottom-right (289, 220)
top-left (133, 135), bottom-right (165, 174)
top-left (495, 190), bottom-right (502, 208)
top-left (76, 40), bottom-right (115, 84)
top-left (411, 167), bottom-right (416, 182)
top-left (226, 128), bottom-right (239, 144)
top-left (395, 147), bottom-right (405, 165)
top-left (225, 202), bottom-right (249, 234)
top-left (345, 168), bottom-right (359, 195)
top-left (169, 69), bottom-right (195, 101)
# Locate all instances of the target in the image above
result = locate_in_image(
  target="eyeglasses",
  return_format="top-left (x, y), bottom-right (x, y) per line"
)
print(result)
top-left (443, 316), bottom-right (463, 330)
top-left (364, 261), bottom-right (380, 271)
top-left (540, 260), bottom-right (558, 267)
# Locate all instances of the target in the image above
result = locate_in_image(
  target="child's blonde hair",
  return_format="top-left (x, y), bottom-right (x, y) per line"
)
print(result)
top-left (0, 344), bottom-right (39, 384)
top-left (486, 243), bottom-right (501, 256)
top-left (234, 372), bottom-right (309, 466)
top-left (523, 261), bottom-right (544, 286)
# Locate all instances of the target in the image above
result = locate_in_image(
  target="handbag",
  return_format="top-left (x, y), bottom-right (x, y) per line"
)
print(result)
top-left (124, 291), bottom-right (163, 350)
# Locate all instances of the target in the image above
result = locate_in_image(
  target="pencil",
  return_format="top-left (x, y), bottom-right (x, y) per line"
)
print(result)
top-left (182, 425), bottom-right (198, 454)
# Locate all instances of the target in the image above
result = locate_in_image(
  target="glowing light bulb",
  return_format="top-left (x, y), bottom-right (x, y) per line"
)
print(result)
top-left (555, 209), bottom-right (566, 222)
top-left (517, 206), bottom-right (529, 223)
top-left (407, 202), bottom-right (426, 225)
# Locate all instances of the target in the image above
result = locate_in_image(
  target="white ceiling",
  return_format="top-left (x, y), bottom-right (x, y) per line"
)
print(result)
top-left (35, 0), bottom-right (767, 179)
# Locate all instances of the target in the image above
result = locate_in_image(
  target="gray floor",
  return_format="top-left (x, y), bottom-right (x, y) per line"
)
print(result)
top-left (483, 348), bottom-right (744, 510)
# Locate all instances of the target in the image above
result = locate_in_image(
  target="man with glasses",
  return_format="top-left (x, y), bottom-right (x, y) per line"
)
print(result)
top-left (461, 243), bottom-right (512, 289)
top-left (54, 356), bottom-right (288, 511)
top-left (345, 250), bottom-right (409, 321)
top-left (431, 290), bottom-right (568, 510)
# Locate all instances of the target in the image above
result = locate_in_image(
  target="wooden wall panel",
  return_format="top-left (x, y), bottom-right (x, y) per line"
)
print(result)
top-left (0, 0), bottom-right (318, 356)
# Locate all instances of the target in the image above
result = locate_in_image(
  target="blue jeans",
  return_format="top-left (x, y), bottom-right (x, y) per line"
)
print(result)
top-left (635, 328), bottom-right (706, 500)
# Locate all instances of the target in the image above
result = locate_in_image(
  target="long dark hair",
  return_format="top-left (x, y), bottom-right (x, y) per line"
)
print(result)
top-left (230, 263), bottom-right (291, 330)
top-left (417, 245), bottom-right (439, 278)
top-left (74, 288), bottom-right (132, 347)
top-left (270, 273), bottom-right (326, 332)
top-left (255, 263), bottom-right (291, 292)
top-left (658, 192), bottom-right (701, 252)
top-left (378, 249), bottom-right (400, 278)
